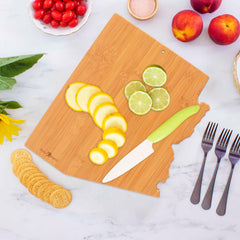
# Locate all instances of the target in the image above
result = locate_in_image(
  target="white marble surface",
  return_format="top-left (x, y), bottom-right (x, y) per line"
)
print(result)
top-left (1, 0), bottom-right (240, 239)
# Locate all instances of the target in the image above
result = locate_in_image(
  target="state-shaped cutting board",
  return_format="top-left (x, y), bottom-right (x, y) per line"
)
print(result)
top-left (26, 14), bottom-right (209, 197)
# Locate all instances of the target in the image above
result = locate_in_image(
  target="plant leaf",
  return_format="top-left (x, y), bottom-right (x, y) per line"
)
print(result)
top-left (0, 108), bottom-right (9, 115)
top-left (0, 76), bottom-right (16, 90)
top-left (0, 100), bottom-right (22, 109)
top-left (0, 54), bottom-right (44, 77)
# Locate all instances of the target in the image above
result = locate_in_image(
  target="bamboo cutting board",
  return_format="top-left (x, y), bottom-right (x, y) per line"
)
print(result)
top-left (26, 14), bottom-right (209, 197)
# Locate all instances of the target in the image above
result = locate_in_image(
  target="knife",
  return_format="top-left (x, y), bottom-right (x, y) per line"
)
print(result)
top-left (102, 105), bottom-right (200, 183)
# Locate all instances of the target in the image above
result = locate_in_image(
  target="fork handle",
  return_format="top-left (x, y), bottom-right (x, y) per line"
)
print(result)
top-left (201, 160), bottom-right (220, 210)
top-left (216, 166), bottom-right (234, 216)
top-left (190, 153), bottom-right (207, 204)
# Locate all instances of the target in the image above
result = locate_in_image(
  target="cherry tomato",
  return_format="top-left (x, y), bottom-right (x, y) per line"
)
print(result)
top-left (65, 1), bottom-right (75, 10)
top-left (63, 0), bottom-right (69, 2)
top-left (51, 19), bottom-right (59, 28)
top-left (62, 10), bottom-right (73, 22)
top-left (55, 1), bottom-right (64, 11)
top-left (32, 1), bottom-right (42, 10)
top-left (43, 0), bottom-right (53, 9)
top-left (68, 18), bottom-right (78, 28)
top-left (42, 13), bottom-right (52, 23)
top-left (34, 9), bottom-right (45, 19)
top-left (60, 21), bottom-right (68, 27)
top-left (76, 4), bottom-right (86, 16)
top-left (72, 10), bottom-right (77, 19)
top-left (51, 10), bottom-right (62, 21)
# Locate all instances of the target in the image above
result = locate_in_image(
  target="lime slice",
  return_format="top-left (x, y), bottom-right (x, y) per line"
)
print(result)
top-left (143, 65), bottom-right (167, 87)
top-left (128, 91), bottom-right (152, 115)
top-left (148, 88), bottom-right (170, 111)
top-left (124, 80), bottom-right (146, 100)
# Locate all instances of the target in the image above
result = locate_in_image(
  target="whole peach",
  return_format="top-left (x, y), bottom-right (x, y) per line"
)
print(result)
top-left (191, 0), bottom-right (222, 14)
top-left (172, 10), bottom-right (203, 42)
top-left (208, 14), bottom-right (240, 45)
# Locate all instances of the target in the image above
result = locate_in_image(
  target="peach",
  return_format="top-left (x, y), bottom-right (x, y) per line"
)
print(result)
top-left (172, 10), bottom-right (203, 42)
top-left (208, 14), bottom-right (240, 45)
top-left (190, 0), bottom-right (222, 14)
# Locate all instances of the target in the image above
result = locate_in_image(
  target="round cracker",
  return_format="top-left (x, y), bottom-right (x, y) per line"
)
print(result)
top-left (19, 169), bottom-right (43, 187)
top-left (43, 184), bottom-right (63, 203)
top-left (31, 179), bottom-right (51, 197)
top-left (12, 158), bottom-right (34, 176)
top-left (27, 176), bottom-right (48, 193)
top-left (11, 149), bottom-right (32, 164)
top-left (50, 188), bottom-right (72, 209)
top-left (37, 181), bottom-right (54, 200)
top-left (15, 163), bottom-right (39, 177)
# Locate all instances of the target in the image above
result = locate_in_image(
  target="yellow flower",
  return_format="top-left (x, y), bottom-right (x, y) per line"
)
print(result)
top-left (0, 114), bottom-right (25, 145)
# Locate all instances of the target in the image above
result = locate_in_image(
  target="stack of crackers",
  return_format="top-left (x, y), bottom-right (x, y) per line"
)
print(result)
top-left (11, 149), bottom-right (72, 209)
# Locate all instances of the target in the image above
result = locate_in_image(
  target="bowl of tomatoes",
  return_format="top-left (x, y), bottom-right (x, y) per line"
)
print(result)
top-left (28, 0), bottom-right (92, 36)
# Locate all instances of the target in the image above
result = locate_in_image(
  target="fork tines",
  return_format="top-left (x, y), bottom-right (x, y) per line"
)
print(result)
top-left (203, 122), bottom-right (218, 143)
top-left (216, 129), bottom-right (233, 151)
top-left (230, 134), bottom-right (240, 154)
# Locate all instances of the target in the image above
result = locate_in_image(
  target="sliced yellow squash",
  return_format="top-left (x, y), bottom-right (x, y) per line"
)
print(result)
top-left (98, 140), bottom-right (118, 158)
top-left (103, 128), bottom-right (126, 148)
top-left (102, 112), bottom-right (127, 132)
top-left (65, 82), bottom-right (85, 111)
top-left (88, 92), bottom-right (114, 116)
top-left (76, 85), bottom-right (101, 112)
top-left (93, 103), bottom-right (118, 128)
top-left (89, 148), bottom-right (108, 165)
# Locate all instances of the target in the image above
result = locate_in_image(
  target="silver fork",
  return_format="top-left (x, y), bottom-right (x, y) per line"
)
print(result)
top-left (190, 122), bottom-right (218, 204)
top-left (216, 134), bottom-right (240, 216)
top-left (201, 129), bottom-right (233, 210)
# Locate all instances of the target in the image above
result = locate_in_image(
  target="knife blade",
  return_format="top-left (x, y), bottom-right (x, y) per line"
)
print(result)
top-left (102, 105), bottom-right (200, 183)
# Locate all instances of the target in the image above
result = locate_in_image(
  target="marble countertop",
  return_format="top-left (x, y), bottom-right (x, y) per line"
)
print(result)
top-left (1, 0), bottom-right (240, 239)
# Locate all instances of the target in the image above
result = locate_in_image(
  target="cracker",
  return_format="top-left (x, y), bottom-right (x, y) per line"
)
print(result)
top-left (11, 149), bottom-right (32, 164)
top-left (31, 179), bottom-right (51, 197)
top-left (12, 158), bottom-right (34, 176)
top-left (27, 176), bottom-right (47, 193)
top-left (43, 184), bottom-right (63, 203)
top-left (37, 181), bottom-right (54, 200)
top-left (50, 188), bottom-right (72, 209)
top-left (19, 169), bottom-right (43, 187)
top-left (15, 163), bottom-right (39, 177)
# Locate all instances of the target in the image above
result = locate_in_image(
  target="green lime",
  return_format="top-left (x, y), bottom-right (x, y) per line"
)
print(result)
top-left (128, 91), bottom-right (152, 115)
top-left (148, 88), bottom-right (170, 111)
top-left (124, 80), bottom-right (147, 100)
top-left (142, 65), bottom-right (167, 87)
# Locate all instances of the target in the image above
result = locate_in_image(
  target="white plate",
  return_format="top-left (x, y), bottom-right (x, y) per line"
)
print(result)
top-left (28, 0), bottom-right (92, 36)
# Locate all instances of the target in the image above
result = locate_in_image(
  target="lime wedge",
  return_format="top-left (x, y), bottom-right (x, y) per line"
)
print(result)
top-left (143, 65), bottom-right (167, 87)
top-left (124, 80), bottom-right (146, 100)
top-left (128, 91), bottom-right (152, 115)
top-left (148, 88), bottom-right (170, 111)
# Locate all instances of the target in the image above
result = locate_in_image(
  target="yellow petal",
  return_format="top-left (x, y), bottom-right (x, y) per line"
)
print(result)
top-left (8, 118), bottom-right (25, 124)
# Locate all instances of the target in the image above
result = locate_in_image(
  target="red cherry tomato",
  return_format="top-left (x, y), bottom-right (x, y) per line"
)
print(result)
top-left (42, 13), bottom-right (52, 23)
top-left (62, 10), bottom-right (73, 22)
top-left (55, 1), bottom-right (64, 11)
top-left (68, 18), bottom-right (78, 28)
top-left (51, 10), bottom-right (62, 21)
top-left (72, 10), bottom-right (77, 19)
top-left (32, 1), bottom-right (42, 10)
top-left (51, 19), bottom-right (59, 28)
top-left (65, 1), bottom-right (75, 10)
top-left (34, 9), bottom-right (45, 19)
top-left (63, 0), bottom-right (69, 2)
top-left (76, 4), bottom-right (86, 16)
top-left (60, 21), bottom-right (68, 27)
top-left (43, 0), bottom-right (53, 9)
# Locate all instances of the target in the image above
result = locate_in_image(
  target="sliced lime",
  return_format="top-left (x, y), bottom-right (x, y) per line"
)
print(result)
top-left (143, 65), bottom-right (167, 87)
top-left (128, 91), bottom-right (152, 115)
top-left (124, 80), bottom-right (147, 100)
top-left (148, 88), bottom-right (170, 111)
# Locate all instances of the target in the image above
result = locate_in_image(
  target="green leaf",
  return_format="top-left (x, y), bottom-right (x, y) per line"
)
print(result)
top-left (0, 108), bottom-right (9, 115)
top-left (0, 54), bottom-right (44, 77)
top-left (0, 100), bottom-right (22, 109)
top-left (0, 76), bottom-right (16, 90)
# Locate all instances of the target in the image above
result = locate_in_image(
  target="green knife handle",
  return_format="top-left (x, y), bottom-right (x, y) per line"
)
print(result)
top-left (147, 105), bottom-right (200, 143)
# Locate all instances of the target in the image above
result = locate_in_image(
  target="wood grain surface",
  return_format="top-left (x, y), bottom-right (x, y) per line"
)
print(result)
top-left (26, 14), bottom-right (210, 197)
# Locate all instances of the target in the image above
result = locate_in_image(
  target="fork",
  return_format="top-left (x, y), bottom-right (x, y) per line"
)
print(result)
top-left (216, 134), bottom-right (240, 216)
top-left (201, 128), bottom-right (233, 210)
top-left (190, 122), bottom-right (218, 204)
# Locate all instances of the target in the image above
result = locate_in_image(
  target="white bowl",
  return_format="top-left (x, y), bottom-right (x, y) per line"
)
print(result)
top-left (28, 0), bottom-right (92, 36)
